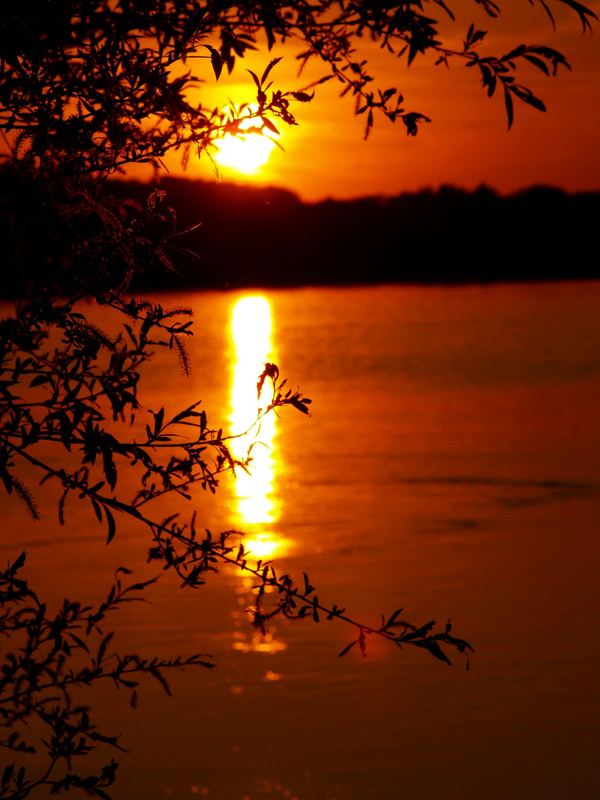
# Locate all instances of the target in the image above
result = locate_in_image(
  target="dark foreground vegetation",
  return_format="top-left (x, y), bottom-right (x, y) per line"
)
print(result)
top-left (2, 0), bottom-right (596, 795)
top-left (93, 179), bottom-right (600, 290)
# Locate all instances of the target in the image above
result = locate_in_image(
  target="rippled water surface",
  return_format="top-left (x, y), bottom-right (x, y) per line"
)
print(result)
top-left (3, 282), bottom-right (600, 799)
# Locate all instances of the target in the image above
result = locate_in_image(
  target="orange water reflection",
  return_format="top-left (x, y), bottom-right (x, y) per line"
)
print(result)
top-left (229, 296), bottom-right (278, 528)
top-left (230, 577), bottom-right (288, 656)
top-left (228, 296), bottom-right (288, 656)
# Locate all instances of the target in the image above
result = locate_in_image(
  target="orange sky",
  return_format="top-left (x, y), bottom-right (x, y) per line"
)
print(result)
top-left (133, 1), bottom-right (600, 200)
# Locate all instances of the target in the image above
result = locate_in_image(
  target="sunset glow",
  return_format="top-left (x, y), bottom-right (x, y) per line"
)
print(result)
top-left (5, 2), bottom-right (600, 799)
top-left (214, 125), bottom-right (277, 174)
top-left (159, 23), bottom-right (600, 199)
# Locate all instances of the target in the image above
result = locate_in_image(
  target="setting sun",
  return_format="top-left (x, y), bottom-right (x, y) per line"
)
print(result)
top-left (213, 128), bottom-right (276, 174)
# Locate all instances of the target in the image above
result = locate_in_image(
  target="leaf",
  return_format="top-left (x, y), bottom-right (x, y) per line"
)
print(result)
top-left (504, 86), bottom-right (514, 130)
top-left (102, 447), bottom-right (117, 490)
top-left (203, 45), bottom-right (222, 80)
top-left (261, 116), bottom-right (279, 134)
top-left (537, 0), bottom-right (556, 29)
top-left (402, 620), bottom-right (436, 641)
top-left (69, 634), bottom-right (90, 652)
top-left (261, 56), bottom-right (283, 85)
top-left (152, 407), bottom-right (165, 436)
top-left (247, 69), bottom-right (261, 89)
top-left (12, 479), bottom-right (40, 519)
top-left (91, 497), bottom-right (103, 523)
top-left (312, 599), bottom-right (320, 623)
top-left (257, 362), bottom-right (279, 397)
top-left (524, 54), bottom-right (550, 76)
top-left (504, 44), bottom-right (527, 61)
top-left (150, 667), bottom-right (172, 696)
top-left (10, 551), bottom-right (27, 575)
top-left (105, 507), bottom-right (116, 545)
top-left (126, 577), bottom-right (159, 593)
top-left (2, 764), bottom-right (15, 789)
top-left (96, 632), bottom-right (114, 666)
top-left (303, 572), bottom-right (314, 595)
top-left (338, 639), bottom-right (358, 658)
top-left (290, 396), bottom-right (311, 415)
top-left (384, 608), bottom-right (404, 629)
top-left (518, 89), bottom-right (546, 113)
top-left (358, 628), bottom-right (367, 657)
top-left (290, 91), bottom-right (313, 102)
top-left (426, 640), bottom-right (452, 665)
top-left (364, 108), bottom-right (374, 140)
top-left (171, 401), bottom-right (202, 425)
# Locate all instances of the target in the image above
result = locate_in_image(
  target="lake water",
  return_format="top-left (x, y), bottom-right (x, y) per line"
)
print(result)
top-left (2, 282), bottom-right (600, 799)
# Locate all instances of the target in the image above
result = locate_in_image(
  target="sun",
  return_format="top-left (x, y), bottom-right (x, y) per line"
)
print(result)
top-left (213, 122), bottom-right (277, 174)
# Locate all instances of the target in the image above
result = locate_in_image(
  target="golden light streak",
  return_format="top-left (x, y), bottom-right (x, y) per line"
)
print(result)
top-left (229, 296), bottom-right (279, 528)
top-left (240, 532), bottom-right (282, 560)
top-left (228, 296), bottom-right (289, 660)
top-left (231, 579), bottom-right (288, 656)
top-left (232, 631), bottom-right (288, 655)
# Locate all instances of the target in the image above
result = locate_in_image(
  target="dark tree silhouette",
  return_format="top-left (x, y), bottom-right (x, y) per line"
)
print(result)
top-left (0, 2), bottom-right (595, 798)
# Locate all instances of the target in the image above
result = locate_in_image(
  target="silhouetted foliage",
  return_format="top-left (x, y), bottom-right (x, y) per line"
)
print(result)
top-left (1, 1), bottom-right (595, 797)
top-left (0, 553), bottom-right (213, 799)
top-left (1, 0), bottom-right (596, 171)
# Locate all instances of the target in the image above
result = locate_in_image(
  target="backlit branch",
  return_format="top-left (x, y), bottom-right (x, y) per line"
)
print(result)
top-left (1, 435), bottom-right (473, 668)
top-left (1, 2), bottom-right (595, 167)
top-left (0, 554), bottom-right (213, 800)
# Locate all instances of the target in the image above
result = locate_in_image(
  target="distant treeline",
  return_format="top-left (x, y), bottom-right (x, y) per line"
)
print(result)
top-left (110, 178), bottom-right (598, 289)
top-left (4, 174), bottom-right (600, 294)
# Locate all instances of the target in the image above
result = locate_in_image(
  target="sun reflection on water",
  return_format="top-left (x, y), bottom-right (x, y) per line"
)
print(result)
top-left (231, 578), bottom-right (288, 656)
top-left (228, 296), bottom-right (289, 658)
top-left (229, 295), bottom-right (279, 528)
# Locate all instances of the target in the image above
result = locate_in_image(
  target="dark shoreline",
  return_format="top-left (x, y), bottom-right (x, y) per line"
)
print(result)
top-left (3, 175), bottom-right (599, 296)
top-left (122, 178), bottom-right (600, 291)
